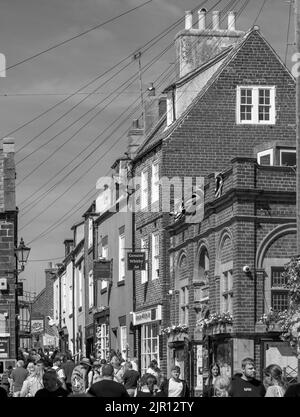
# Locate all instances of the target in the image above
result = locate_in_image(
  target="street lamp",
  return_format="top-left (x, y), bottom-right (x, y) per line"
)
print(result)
top-left (15, 237), bottom-right (31, 272)
top-left (14, 237), bottom-right (31, 359)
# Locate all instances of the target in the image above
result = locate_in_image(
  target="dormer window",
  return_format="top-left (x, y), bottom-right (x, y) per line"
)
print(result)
top-left (280, 149), bottom-right (296, 167)
top-left (257, 147), bottom-right (296, 167)
top-left (257, 149), bottom-right (273, 166)
top-left (237, 86), bottom-right (276, 125)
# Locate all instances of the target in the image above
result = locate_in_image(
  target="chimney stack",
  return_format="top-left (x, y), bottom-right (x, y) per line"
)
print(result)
top-left (185, 11), bottom-right (193, 30)
top-left (228, 11), bottom-right (236, 31)
top-left (147, 82), bottom-right (155, 96)
top-left (2, 137), bottom-right (15, 154)
top-left (198, 8), bottom-right (206, 30)
top-left (212, 11), bottom-right (220, 31)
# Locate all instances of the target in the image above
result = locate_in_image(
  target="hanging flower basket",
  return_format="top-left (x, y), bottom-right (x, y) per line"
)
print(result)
top-left (161, 324), bottom-right (188, 336)
top-left (255, 322), bottom-right (267, 333)
top-left (196, 312), bottom-right (233, 334)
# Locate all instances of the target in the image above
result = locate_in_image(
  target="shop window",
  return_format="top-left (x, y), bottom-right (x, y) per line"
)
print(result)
top-left (141, 323), bottom-right (159, 375)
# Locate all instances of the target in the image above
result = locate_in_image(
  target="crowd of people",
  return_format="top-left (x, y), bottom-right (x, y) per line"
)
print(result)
top-left (0, 349), bottom-right (299, 397)
top-left (203, 358), bottom-right (300, 397)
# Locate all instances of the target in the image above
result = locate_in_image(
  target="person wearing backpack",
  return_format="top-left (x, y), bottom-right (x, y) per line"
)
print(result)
top-left (71, 357), bottom-right (92, 394)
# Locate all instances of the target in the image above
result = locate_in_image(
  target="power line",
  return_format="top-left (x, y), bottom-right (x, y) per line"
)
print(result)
top-left (5, 0), bottom-right (153, 73)
top-left (253, 0), bottom-right (268, 26)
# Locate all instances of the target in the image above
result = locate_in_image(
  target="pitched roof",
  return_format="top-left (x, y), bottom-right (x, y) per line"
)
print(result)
top-left (133, 27), bottom-right (294, 162)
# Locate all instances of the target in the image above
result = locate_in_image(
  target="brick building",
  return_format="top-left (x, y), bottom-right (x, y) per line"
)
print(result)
top-left (131, 9), bottom-right (296, 383)
top-left (0, 138), bottom-right (18, 371)
top-left (31, 263), bottom-right (59, 349)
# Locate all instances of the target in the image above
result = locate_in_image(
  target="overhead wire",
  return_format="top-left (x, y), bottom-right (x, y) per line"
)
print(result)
top-left (284, 0), bottom-right (293, 65)
top-left (5, 0), bottom-right (153, 73)
top-left (23, 0), bottom-right (246, 242)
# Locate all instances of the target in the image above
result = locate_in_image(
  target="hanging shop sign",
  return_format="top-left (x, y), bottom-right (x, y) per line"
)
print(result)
top-left (31, 319), bottom-right (44, 334)
top-left (93, 259), bottom-right (112, 281)
top-left (127, 252), bottom-right (146, 270)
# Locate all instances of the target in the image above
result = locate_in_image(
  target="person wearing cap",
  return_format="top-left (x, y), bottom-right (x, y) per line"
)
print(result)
top-left (88, 364), bottom-right (129, 397)
top-left (160, 365), bottom-right (189, 397)
top-left (71, 357), bottom-right (92, 394)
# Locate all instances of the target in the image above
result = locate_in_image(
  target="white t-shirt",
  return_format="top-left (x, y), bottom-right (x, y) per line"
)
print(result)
top-left (168, 378), bottom-right (183, 397)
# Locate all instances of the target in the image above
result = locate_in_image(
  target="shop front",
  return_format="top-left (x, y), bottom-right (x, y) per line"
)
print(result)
top-left (132, 305), bottom-right (162, 375)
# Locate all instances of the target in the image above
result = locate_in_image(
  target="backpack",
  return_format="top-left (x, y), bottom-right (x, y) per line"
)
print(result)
top-left (71, 365), bottom-right (87, 394)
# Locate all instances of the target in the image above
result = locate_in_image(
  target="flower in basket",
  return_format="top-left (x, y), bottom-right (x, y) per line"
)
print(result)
top-left (161, 324), bottom-right (188, 335)
top-left (196, 312), bottom-right (233, 329)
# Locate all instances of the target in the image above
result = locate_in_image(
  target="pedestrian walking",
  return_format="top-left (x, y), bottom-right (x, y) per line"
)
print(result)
top-left (263, 364), bottom-right (287, 397)
top-left (88, 364), bottom-right (129, 397)
top-left (284, 382), bottom-right (300, 397)
top-left (35, 370), bottom-right (68, 397)
top-left (87, 360), bottom-right (102, 390)
top-left (61, 352), bottom-right (75, 393)
top-left (0, 365), bottom-right (13, 395)
top-left (20, 362), bottom-right (44, 397)
top-left (52, 356), bottom-right (67, 390)
top-left (160, 365), bottom-right (189, 397)
top-left (228, 358), bottom-right (266, 397)
top-left (213, 376), bottom-right (231, 397)
top-left (203, 363), bottom-right (221, 397)
top-left (111, 355), bottom-right (124, 383)
top-left (11, 360), bottom-right (28, 397)
top-left (122, 361), bottom-right (140, 397)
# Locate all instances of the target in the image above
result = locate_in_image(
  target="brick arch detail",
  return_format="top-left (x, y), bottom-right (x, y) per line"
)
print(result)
top-left (256, 223), bottom-right (297, 269)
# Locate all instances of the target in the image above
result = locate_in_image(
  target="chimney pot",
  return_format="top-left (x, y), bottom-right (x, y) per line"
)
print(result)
top-left (185, 10), bottom-right (193, 30)
top-left (228, 11), bottom-right (236, 31)
top-left (198, 9), bottom-right (206, 30)
top-left (132, 119), bottom-right (139, 129)
top-left (147, 82), bottom-right (155, 96)
top-left (3, 137), bottom-right (15, 154)
top-left (212, 11), bottom-right (220, 31)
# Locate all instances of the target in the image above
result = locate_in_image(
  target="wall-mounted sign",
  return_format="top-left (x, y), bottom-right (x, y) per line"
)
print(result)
top-left (132, 305), bottom-right (162, 326)
top-left (93, 259), bottom-right (112, 281)
top-left (127, 252), bottom-right (146, 270)
top-left (31, 319), bottom-right (44, 334)
top-left (0, 338), bottom-right (9, 358)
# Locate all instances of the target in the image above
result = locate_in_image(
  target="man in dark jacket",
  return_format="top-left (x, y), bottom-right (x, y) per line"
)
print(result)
top-left (229, 358), bottom-right (265, 397)
top-left (284, 383), bottom-right (300, 397)
top-left (160, 365), bottom-right (189, 397)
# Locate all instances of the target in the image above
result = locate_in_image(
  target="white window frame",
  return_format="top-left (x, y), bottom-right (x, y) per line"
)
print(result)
top-left (141, 170), bottom-right (148, 210)
top-left (119, 232), bottom-right (125, 282)
top-left (120, 326), bottom-right (127, 354)
top-left (257, 149), bottom-right (274, 166)
top-left (236, 86), bottom-right (276, 125)
top-left (101, 244), bottom-right (108, 289)
top-left (78, 264), bottom-right (83, 309)
top-left (141, 323), bottom-right (160, 375)
top-left (151, 162), bottom-right (159, 204)
top-left (68, 283), bottom-right (72, 315)
top-left (279, 149), bottom-right (296, 166)
top-left (62, 274), bottom-right (66, 313)
top-left (141, 237), bottom-right (148, 284)
top-left (151, 232), bottom-right (159, 280)
top-left (180, 286), bottom-right (189, 325)
top-left (88, 218), bottom-right (93, 248)
top-left (88, 270), bottom-right (94, 309)
top-left (220, 269), bottom-right (233, 314)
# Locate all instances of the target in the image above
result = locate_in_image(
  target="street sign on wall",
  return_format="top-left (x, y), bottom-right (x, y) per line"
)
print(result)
top-left (127, 252), bottom-right (146, 270)
top-left (31, 319), bottom-right (44, 334)
top-left (93, 259), bottom-right (112, 280)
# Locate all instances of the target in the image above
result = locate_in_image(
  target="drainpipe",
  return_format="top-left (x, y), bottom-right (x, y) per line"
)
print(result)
top-left (132, 209), bottom-right (136, 358)
top-left (72, 254), bottom-right (76, 356)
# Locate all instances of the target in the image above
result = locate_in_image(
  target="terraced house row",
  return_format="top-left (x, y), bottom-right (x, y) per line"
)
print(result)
top-left (32, 9), bottom-right (298, 395)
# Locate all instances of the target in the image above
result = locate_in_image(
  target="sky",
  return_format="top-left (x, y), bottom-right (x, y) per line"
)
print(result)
top-left (0, 0), bottom-right (295, 295)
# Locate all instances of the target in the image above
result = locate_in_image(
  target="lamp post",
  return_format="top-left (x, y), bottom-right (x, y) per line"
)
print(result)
top-left (14, 237), bottom-right (31, 358)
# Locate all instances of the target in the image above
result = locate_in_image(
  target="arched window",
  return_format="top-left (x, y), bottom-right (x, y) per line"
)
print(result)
top-left (194, 247), bottom-right (210, 322)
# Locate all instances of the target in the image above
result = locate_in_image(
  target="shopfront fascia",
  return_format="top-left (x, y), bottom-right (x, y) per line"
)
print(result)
top-left (132, 305), bottom-right (162, 375)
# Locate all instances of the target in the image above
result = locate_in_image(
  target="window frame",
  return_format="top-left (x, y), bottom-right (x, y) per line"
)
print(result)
top-left (151, 162), bottom-right (159, 204)
top-left (279, 149), bottom-right (296, 167)
top-left (151, 232), bottom-right (159, 280)
top-left (236, 86), bottom-right (276, 125)
top-left (88, 270), bottom-right (94, 309)
top-left (101, 244), bottom-right (108, 289)
top-left (141, 323), bottom-right (160, 375)
top-left (220, 269), bottom-right (233, 314)
top-left (120, 325), bottom-right (127, 354)
top-left (141, 170), bottom-right (148, 210)
top-left (118, 232), bottom-right (125, 282)
top-left (180, 285), bottom-right (189, 325)
top-left (271, 266), bottom-right (288, 312)
top-left (141, 236), bottom-right (149, 284)
top-left (257, 149), bottom-right (274, 166)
